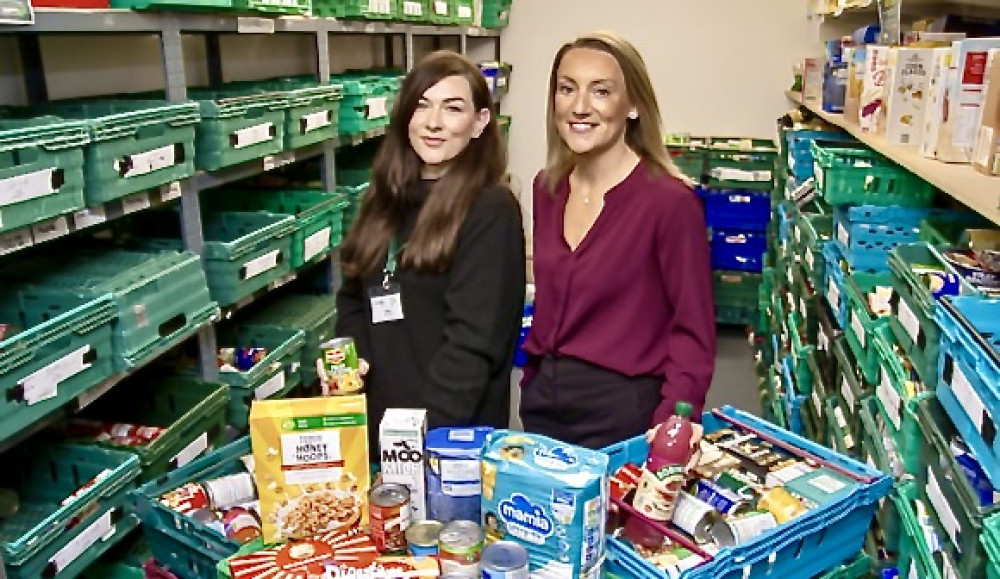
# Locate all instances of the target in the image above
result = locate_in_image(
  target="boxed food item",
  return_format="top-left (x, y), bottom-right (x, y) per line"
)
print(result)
top-left (426, 426), bottom-right (493, 523)
top-left (326, 556), bottom-right (441, 577)
top-left (228, 527), bottom-right (377, 578)
top-left (920, 47), bottom-right (953, 159)
top-left (844, 46), bottom-right (866, 124)
top-left (803, 57), bottom-right (824, 105)
top-left (974, 49), bottom-right (1000, 176)
top-left (249, 395), bottom-right (370, 542)
top-left (480, 430), bottom-right (608, 579)
top-left (860, 45), bottom-right (892, 134)
top-left (936, 38), bottom-right (1000, 163)
top-left (380, 408), bottom-right (428, 522)
top-left (886, 48), bottom-right (936, 146)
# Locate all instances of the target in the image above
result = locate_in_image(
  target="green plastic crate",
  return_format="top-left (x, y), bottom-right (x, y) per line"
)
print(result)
top-left (32, 101), bottom-right (199, 206)
top-left (0, 443), bottom-right (141, 578)
top-left (916, 396), bottom-right (1000, 579)
top-left (984, 514), bottom-right (1000, 579)
top-left (715, 305), bottom-right (758, 326)
top-left (480, 0), bottom-right (510, 28)
top-left (331, 76), bottom-right (393, 135)
top-left (843, 270), bottom-right (893, 385)
top-left (817, 551), bottom-right (872, 579)
top-left (714, 270), bottom-right (762, 308)
top-left (0, 291), bottom-right (116, 444)
top-left (110, 0), bottom-right (233, 9)
top-left (241, 294), bottom-right (336, 390)
top-left (239, 78), bottom-right (342, 150)
top-left (796, 213), bottom-right (833, 290)
top-left (895, 480), bottom-right (945, 579)
top-left (454, 0), bottom-right (474, 24)
top-left (888, 242), bottom-right (980, 387)
top-left (189, 90), bottom-right (289, 171)
top-left (791, 264), bottom-right (819, 343)
top-left (787, 310), bottom-right (815, 396)
top-left (80, 529), bottom-right (151, 579)
top-left (805, 348), bottom-right (831, 436)
top-left (665, 135), bottom-right (710, 181)
top-left (0, 117), bottom-right (88, 234)
top-left (238, 0), bottom-right (311, 13)
top-left (74, 373), bottom-right (229, 481)
top-left (811, 140), bottom-right (937, 207)
top-left (766, 365), bottom-right (789, 430)
top-left (833, 334), bottom-right (869, 420)
top-left (215, 326), bottom-right (305, 429)
top-left (339, 182), bottom-right (369, 233)
top-left (824, 395), bottom-right (859, 458)
top-left (428, 0), bottom-right (457, 24)
top-left (706, 137), bottom-right (778, 191)
top-left (315, 0), bottom-right (397, 19)
top-left (4, 248), bottom-right (218, 372)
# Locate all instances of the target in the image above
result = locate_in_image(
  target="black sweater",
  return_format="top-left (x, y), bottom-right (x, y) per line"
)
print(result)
top-left (335, 181), bottom-right (526, 452)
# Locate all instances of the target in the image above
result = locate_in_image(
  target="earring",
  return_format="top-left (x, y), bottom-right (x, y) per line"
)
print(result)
top-left (628, 111), bottom-right (638, 120)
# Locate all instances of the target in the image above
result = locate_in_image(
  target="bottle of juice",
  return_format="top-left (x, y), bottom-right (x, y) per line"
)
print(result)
top-left (632, 402), bottom-right (702, 522)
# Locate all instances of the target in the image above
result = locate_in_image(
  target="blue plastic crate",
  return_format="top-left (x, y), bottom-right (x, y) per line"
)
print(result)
top-left (512, 301), bottom-right (533, 368)
top-left (785, 131), bottom-right (854, 183)
top-left (934, 296), bottom-right (1000, 489)
top-left (703, 188), bottom-right (772, 232)
top-left (601, 406), bottom-right (891, 579)
top-left (712, 229), bottom-right (767, 272)
top-left (822, 242), bottom-right (849, 328)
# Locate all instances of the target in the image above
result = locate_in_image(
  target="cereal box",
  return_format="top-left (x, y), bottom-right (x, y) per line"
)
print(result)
top-left (937, 38), bottom-right (1000, 163)
top-left (886, 48), bottom-right (935, 147)
top-left (249, 396), bottom-right (370, 542)
top-left (228, 528), bottom-right (377, 578)
top-left (920, 48), bottom-right (952, 159)
top-left (480, 430), bottom-right (608, 579)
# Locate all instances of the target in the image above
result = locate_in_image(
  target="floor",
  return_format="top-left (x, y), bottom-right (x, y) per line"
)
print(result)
top-left (508, 325), bottom-right (760, 430)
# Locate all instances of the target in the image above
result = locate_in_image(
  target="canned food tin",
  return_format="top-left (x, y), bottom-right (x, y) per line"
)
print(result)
top-left (714, 510), bottom-right (778, 546)
top-left (406, 520), bottom-right (443, 557)
top-left (438, 520), bottom-right (484, 576)
top-left (318, 337), bottom-right (362, 395)
top-left (203, 473), bottom-right (257, 510)
top-left (482, 541), bottom-right (529, 578)
top-left (371, 483), bottom-right (412, 553)
top-left (159, 482), bottom-right (210, 514)
top-left (223, 506), bottom-right (263, 544)
top-left (670, 492), bottom-right (723, 544)
top-left (759, 487), bottom-right (806, 524)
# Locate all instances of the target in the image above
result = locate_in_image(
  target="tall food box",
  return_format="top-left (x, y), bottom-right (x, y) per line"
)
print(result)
top-left (974, 49), bottom-right (1000, 176)
top-left (844, 46), bottom-right (866, 124)
top-left (936, 38), bottom-right (1000, 163)
top-left (921, 48), bottom-right (952, 159)
top-left (860, 45), bottom-right (892, 134)
top-left (249, 396), bottom-right (371, 542)
top-left (380, 408), bottom-right (428, 522)
top-left (426, 426), bottom-right (494, 523)
top-left (886, 48), bottom-right (935, 146)
top-left (480, 430), bottom-right (608, 579)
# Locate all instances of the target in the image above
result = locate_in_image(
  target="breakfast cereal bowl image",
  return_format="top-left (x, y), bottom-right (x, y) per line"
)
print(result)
top-left (275, 488), bottom-right (362, 539)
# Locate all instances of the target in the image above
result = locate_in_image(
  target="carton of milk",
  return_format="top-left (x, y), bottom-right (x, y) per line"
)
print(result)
top-left (380, 409), bottom-right (427, 522)
top-left (426, 426), bottom-right (493, 524)
top-left (480, 430), bottom-right (608, 579)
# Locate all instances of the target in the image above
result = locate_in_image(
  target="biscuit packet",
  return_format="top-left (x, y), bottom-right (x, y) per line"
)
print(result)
top-left (249, 396), bottom-right (370, 542)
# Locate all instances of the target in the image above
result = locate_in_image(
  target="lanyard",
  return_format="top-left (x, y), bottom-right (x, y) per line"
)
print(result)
top-left (383, 235), bottom-right (405, 289)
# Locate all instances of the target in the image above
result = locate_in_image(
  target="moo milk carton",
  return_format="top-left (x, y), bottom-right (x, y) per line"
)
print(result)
top-left (380, 409), bottom-right (428, 521)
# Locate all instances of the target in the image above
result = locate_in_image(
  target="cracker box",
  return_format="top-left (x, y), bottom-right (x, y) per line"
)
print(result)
top-left (843, 46), bottom-right (865, 124)
top-left (974, 49), bottom-right (1000, 176)
top-left (249, 395), bottom-right (370, 542)
top-left (480, 430), bottom-right (608, 579)
top-left (886, 48), bottom-right (935, 146)
top-left (379, 408), bottom-right (428, 522)
top-left (920, 47), bottom-right (952, 159)
top-left (860, 45), bottom-right (892, 134)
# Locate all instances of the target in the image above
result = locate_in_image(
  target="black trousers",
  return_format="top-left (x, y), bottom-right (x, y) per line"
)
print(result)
top-left (519, 355), bottom-right (662, 450)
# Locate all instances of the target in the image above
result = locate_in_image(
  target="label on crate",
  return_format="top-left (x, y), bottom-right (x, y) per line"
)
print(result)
top-left (172, 432), bottom-right (210, 468)
top-left (255, 370), bottom-right (286, 400)
top-left (19, 345), bottom-right (94, 405)
top-left (232, 122), bottom-right (276, 149)
top-left (236, 17), bottom-right (275, 34)
top-left (458, 4), bottom-right (472, 18)
top-left (897, 296), bottom-right (921, 345)
top-left (369, 0), bottom-right (392, 14)
top-left (837, 222), bottom-right (849, 247)
top-left (833, 406), bottom-right (854, 449)
top-left (73, 206), bottom-right (108, 229)
top-left (927, 468), bottom-right (961, 550)
top-left (122, 192), bottom-right (152, 215)
top-left (942, 552), bottom-right (959, 579)
top-left (49, 508), bottom-right (116, 573)
top-left (434, 0), bottom-right (448, 15)
top-left (877, 370), bottom-right (902, 431)
top-left (262, 151), bottom-right (296, 172)
top-left (794, 224), bottom-right (802, 246)
top-left (817, 328), bottom-right (830, 353)
top-left (710, 167), bottom-right (772, 182)
top-left (805, 247), bottom-right (814, 272)
top-left (841, 376), bottom-right (855, 414)
top-left (32, 216), bottom-right (70, 243)
top-left (828, 279), bottom-right (840, 312)
top-left (242, 249), bottom-right (281, 280)
top-left (0, 167), bottom-right (60, 208)
top-left (799, 297), bottom-right (807, 318)
top-left (301, 110), bottom-right (332, 134)
top-left (812, 391), bottom-right (822, 416)
top-left (403, 1), bottom-right (423, 16)
top-left (366, 96), bottom-right (389, 120)
top-left (304, 226), bottom-right (332, 263)
top-left (160, 181), bottom-right (182, 202)
top-left (116, 143), bottom-right (178, 178)
top-left (951, 363), bottom-right (990, 436)
top-left (908, 562), bottom-right (919, 579)
top-left (851, 311), bottom-right (865, 348)
top-left (0, 228), bottom-right (34, 256)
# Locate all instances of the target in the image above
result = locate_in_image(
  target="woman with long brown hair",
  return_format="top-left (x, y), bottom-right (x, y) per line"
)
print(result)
top-left (336, 51), bottom-right (525, 449)
top-left (519, 32), bottom-right (716, 449)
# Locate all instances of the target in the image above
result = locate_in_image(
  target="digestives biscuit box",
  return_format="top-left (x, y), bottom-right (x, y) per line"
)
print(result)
top-left (480, 430), bottom-right (608, 579)
top-left (249, 395), bottom-right (370, 543)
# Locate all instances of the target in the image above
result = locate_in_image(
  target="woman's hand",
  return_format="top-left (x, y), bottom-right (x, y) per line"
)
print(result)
top-left (359, 358), bottom-right (370, 376)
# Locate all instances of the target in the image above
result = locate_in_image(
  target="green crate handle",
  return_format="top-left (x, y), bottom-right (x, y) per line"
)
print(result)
top-left (0, 118), bottom-right (91, 153)
top-left (0, 295), bottom-right (115, 374)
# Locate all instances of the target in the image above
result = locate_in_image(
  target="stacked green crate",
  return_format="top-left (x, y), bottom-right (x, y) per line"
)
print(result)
top-left (872, 325), bottom-right (931, 478)
top-left (714, 270), bottom-right (761, 326)
top-left (984, 514), bottom-right (1000, 579)
top-left (110, 0), bottom-right (233, 9)
top-left (188, 89), bottom-right (289, 171)
top-left (842, 270), bottom-right (893, 385)
top-left (314, 0), bottom-right (397, 19)
top-left (399, 0), bottom-right (430, 21)
top-left (428, 0), bottom-right (457, 24)
top-left (237, 0), bottom-right (311, 14)
top-left (239, 77), bottom-right (343, 151)
top-left (664, 134), bottom-right (709, 183)
top-left (480, 0), bottom-right (511, 28)
top-left (811, 140), bottom-right (936, 208)
top-left (242, 294), bottom-right (337, 390)
top-left (858, 396), bottom-right (904, 553)
top-left (706, 136), bottom-right (778, 191)
top-left (331, 75), bottom-right (393, 135)
top-left (894, 481), bottom-right (945, 579)
top-left (0, 117), bottom-right (88, 233)
top-left (80, 531), bottom-right (150, 579)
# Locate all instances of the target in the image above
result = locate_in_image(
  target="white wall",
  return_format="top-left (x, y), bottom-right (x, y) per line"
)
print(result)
top-left (499, 0), bottom-right (860, 225)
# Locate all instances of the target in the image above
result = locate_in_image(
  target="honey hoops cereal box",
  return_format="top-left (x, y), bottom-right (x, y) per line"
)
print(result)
top-left (249, 396), bottom-right (370, 542)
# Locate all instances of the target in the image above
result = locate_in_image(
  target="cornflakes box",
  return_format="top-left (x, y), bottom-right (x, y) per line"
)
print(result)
top-left (249, 396), bottom-right (370, 542)
top-left (480, 430), bottom-right (608, 579)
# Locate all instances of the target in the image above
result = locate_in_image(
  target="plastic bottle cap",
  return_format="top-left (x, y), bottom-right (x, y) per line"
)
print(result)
top-left (675, 401), bottom-right (693, 417)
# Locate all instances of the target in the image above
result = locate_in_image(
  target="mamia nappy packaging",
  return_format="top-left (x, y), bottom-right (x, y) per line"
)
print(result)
top-left (480, 430), bottom-right (609, 578)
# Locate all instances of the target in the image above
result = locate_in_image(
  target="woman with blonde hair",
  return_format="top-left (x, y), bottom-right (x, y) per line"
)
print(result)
top-left (519, 31), bottom-right (715, 449)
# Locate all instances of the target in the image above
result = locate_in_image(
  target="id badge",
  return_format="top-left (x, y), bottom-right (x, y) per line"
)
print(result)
top-left (369, 281), bottom-right (404, 324)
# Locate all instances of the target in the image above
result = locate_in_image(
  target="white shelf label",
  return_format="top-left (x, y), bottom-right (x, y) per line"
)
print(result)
top-left (851, 311), bottom-right (865, 348)
top-left (828, 279), bottom-right (841, 312)
top-left (841, 376), bottom-right (855, 414)
top-left (32, 216), bottom-right (70, 243)
top-left (160, 181), bottom-right (182, 202)
top-left (818, 328), bottom-right (830, 353)
top-left (458, 5), bottom-right (472, 18)
top-left (49, 509), bottom-right (116, 573)
top-left (877, 370), bottom-right (902, 431)
top-left (800, 297), bottom-right (807, 318)
top-left (74, 206), bottom-right (108, 229)
top-left (122, 192), bottom-right (151, 215)
top-left (301, 110), bottom-right (332, 134)
top-left (231, 122), bottom-right (275, 149)
top-left (0, 229), bottom-right (33, 256)
top-left (262, 151), bottom-right (295, 172)
top-left (116, 143), bottom-right (178, 178)
top-left (805, 247), bottom-right (814, 271)
top-left (255, 371), bottom-right (286, 400)
top-left (242, 249), bottom-right (281, 280)
top-left (434, 0), bottom-right (448, 15)
top-left (403, 1), bottom-right (423, 15)
top-left (710, 167), bottom-right (772, 182)
top-left (897, 296), bottom-right (920, 345)
top-left (927, 468), bottom-right (961, 551)
top-left (366, 96), bottom-right (388, 120)
top-left (0, 167), bottom-right (60, 208)
top-left (237, 17), bottom-right (275, 33)
top-left (303, 226), bottom-right (332, 263)
top-left (368, 0), bottom-right (391, 14)
top-left (172, 432), bottom-right (209, 468)
top-left (837, 222), bottom-right (849, 246)
top-left (19, 345), bottom-right (94, 405)
top-left (952, 363), bottom-right (990, 435)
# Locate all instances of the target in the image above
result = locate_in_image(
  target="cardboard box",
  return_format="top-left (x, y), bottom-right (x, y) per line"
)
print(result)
top-left (886, 48), bottom-right (936, 146)
top-left (921, 48), bottom-right (952, 159)
top-left (844, 46), bottom-right (865, 125)
top-left (973, 49), bottom-right (1000, 176)
top-left (936, 38), bottom-right (1000, 163)
top-left (379, 408), bottom-right (428, 522)
top-left (803, 57), bottom-right (824, 105)
top-left (860, 46), bottom-right (892, 134)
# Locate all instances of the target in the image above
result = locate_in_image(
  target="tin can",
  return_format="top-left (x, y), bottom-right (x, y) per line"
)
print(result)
top-left (203, 473), bottom-right (257, 510)
top-left (371, 483), bottom-right (412, 553)
top-left (236, 347), bottom-right (267, 371)
top-left (438, 520), bottom-right (484, 576)
top-left (759, 487), bottom-right (806, 524)
top-left (190, 508), bottom-right (225, 536)
top-left (318, 337), bottom-right (362, 395)
top-left (106, 423), bottom-right (166, 445)
top-left (714, 510), bottom-right (778, 547)
top-left (694, 479), bottom-right (753, 515)
top-left (223, 506), bottom-right (263, 544)
top-left (159, 482), bottom-right (210, 514)
top-left (481, 541), bottom-right (529, 578)
top-left (670, 492), bottom-right (723, 544)
top-left (406, 520), bottom-right (443, 557)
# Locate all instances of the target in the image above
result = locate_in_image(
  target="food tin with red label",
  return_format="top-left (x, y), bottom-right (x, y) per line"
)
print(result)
top-left (159, 482), bottom-right (210, 514)
top-left (438, 520), bottom-right (484, 576)
top-left (223, 506), bottom-right (263, 544)
top-left (370, 483), bottom-right (411, 553)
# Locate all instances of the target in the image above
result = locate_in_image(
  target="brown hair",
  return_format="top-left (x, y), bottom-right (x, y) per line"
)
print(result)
top-left (543, 31), bottom-right (690, 191)
top-left (340, 51), bottom-right (507, 277)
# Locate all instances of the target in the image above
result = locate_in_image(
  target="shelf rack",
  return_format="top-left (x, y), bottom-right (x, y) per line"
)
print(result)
top-left (785, 90), bottom-right (1000, 227)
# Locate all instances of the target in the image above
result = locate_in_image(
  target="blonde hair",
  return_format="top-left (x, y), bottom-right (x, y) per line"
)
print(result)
top-left (543, 31), bottom-right (691, 191)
